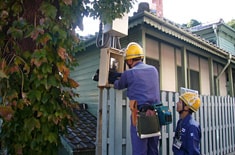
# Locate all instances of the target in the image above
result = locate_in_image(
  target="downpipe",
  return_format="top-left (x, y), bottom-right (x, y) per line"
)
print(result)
top-left (215, 53), bottom-right (232, 95)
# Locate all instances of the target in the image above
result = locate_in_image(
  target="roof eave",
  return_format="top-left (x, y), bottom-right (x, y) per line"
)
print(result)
top-left (129, 11), bottom-right (230, 59)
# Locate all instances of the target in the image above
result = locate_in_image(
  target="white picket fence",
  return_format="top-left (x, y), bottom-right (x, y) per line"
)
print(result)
top-left (96, 88), bottom-right (235, 155)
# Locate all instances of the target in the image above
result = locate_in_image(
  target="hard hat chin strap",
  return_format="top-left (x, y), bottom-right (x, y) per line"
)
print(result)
top-left (126, 61), bottom-right (132, 69)
top-left (178, 103), bottom-right (189, 114)
top-left (126, 59), bottom-right (138, 69)
top-left (178, 109), bottom-right (189, 114)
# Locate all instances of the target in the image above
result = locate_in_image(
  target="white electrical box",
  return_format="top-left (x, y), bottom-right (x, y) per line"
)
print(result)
top-left (98, 48), bottom-right (125, 87)
top-left (103, 13), bottom-right (128, 38)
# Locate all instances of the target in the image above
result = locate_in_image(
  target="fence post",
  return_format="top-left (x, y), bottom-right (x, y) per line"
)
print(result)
top-left (168, 92), bottom-right (175, 155)
top-left (125, 98), bottom-right (132, 155)
top-left (109, 88), bottom-right (115, 155)
top-left (115, 90), bottom-right (123, 155)
top-left (160, 91), bottom-right (167, 155)
top-left (199, 95), bottom-right (205, 155)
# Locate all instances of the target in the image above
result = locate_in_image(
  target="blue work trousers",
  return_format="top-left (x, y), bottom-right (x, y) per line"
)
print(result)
top-left (130, 116), bottom-right (159, 155)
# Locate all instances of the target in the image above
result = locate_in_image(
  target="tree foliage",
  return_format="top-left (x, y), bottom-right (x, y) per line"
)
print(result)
top-left (180, 19), bottom-right (201, 28)
top-left (227, 19), bottom-right (235, 30)
top-left (186, 19), bottom-right (201, 28)
top-left (0, 0), bottom-right (134, 154)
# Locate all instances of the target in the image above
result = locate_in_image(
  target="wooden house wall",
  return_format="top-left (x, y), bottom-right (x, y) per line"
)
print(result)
top-left (160, 43), bottom-right (176, 92)
top-left (217, 65), bottom-right (227, 96)
top-left (193, 24), bottom-right (235, 55)
top-left (200, 57), bottom-right (210, 95)
top-left (213, 62), bottom-right (227, 96)
top-left (146, 37), bottom-right (159, 59)
top-left (188, 53), bottom-right (199, 71)
top-left (121, 27), bottom-right (143, 47)
top-left (218, 25), bottom-right (235, 55)
top-left (71, 45), bottom-right (100, 116)
top-left (176, 48), bottom-right (181, 66)
top-left (219, 37), bottom-right (235, 55)
top-left (144, 34), bottom-right (228, 96)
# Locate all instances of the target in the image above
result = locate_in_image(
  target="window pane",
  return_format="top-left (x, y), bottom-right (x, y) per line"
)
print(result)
top-left (190, 70), bottom-right (200, 93)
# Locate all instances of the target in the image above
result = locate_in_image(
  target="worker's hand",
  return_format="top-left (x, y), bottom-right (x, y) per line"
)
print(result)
top-left (108, 70), bottom-right (121, 84)
top-left (92, 69), bottom-right (99, 81)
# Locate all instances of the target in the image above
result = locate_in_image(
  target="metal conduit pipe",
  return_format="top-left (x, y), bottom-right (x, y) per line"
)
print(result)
top-left (215, 53), bottom-right (232, 95)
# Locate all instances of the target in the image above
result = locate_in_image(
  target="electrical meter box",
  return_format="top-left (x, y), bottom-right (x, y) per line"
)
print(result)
top-left (103, 13), bottom-right (128, 38)
top-left (98, 48), bottom-right (125, 87)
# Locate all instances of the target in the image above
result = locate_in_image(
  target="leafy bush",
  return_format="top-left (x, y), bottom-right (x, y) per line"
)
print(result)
top-left (0, 0), bottom-right (133, 154)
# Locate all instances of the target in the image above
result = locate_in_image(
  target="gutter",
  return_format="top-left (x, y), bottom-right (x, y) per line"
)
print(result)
top-left (215, 53), bottom-right (232, 95)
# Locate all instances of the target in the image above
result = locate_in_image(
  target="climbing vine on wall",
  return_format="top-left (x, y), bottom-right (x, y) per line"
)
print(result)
top-left (0, 0), bottom-right (134, 154)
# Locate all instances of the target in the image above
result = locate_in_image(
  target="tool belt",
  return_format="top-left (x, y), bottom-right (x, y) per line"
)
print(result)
top-left (129, 101), bottom-right (161, 139)
top-left (129, 100), bottom-right (138, 126)
top-left (129, 101), bottom-right (172, 139)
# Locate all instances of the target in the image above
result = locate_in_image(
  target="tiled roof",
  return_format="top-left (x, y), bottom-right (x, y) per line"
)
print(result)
top-left (128, 11), bottom-right (229, 58)
top-left (189, 19), bottom-right (224, 32)
top-left (61, 104), bottom-right (97, 153)
top-left (83, 11), bottom-right (228, 57)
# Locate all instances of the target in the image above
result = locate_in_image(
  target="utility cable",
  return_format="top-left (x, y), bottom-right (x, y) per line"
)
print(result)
top-left (96, 21), bottom-right (110, 49)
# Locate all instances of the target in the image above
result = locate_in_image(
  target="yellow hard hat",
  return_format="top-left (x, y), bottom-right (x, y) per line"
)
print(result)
top-left (179, 92), bottom-right (200, 112)
top-left (125, 42), bottom-right (144, 60)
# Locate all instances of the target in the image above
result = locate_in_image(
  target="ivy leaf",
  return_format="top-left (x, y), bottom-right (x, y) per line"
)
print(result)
top-left (7, 27), bottom-right (23, 39)
top-left (13, 144), bottom-right (23, 155)
top-left (28, 90), bottom-right (42, 102)
top-left (41, 93), bottom-right (51, 104)
top-left (38, 33), bottom-right (52, 45)
top-left (52, 25), bottom-right (67, 40)
top-left (47, 132), bottom-right (57, 143)
top-left (24, 118), bottom-right (40, 134)
top-left (30, 27), bottom-right (44, 40)
top-left (57, 47), bottom-right (67, 60)
top-left (40, 2), bottom-right (57, 19)
top-left (68, 77), bottom-right (79, 88)
top-left (47, 75), bottom-right (58, 87)
top-left (0, 106), bottom-right (14, 121)
top-left (63, 0), bottom-right (72, 5)
top-left (12, 1), bottom-right (23, 16)
top-left (57, 63), bottom-right (70, 82)
top-left (0, 70), bottom-right (8, 79)
top-left (32, 49), bottom-right (47, 59)
top-left (42, 63), bottom-right (52, 74)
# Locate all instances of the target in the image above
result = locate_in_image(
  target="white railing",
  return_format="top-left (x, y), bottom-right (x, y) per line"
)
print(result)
top-left (96, 89), bottom-right (235, 155)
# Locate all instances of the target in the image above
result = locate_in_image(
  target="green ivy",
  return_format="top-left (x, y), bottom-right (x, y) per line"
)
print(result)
top-left (0, 0), bottom-right (134, 154)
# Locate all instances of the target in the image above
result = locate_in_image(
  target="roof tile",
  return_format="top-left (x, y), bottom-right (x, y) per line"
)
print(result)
top-left (62, 104), bottom-right (97, 152)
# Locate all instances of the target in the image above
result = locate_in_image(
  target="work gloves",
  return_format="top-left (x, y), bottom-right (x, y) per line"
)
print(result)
top-left (92, 69), bottom-right (121, 84)
top-left (108, 70), bottom-right (122, 84)
top-left (92, 69), bottom-right (99, 81)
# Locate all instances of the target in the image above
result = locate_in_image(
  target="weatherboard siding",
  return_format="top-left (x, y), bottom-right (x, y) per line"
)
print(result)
top-left (72, 46), bottom-right (100, 116)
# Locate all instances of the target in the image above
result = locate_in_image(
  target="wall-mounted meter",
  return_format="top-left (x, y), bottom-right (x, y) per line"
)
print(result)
top-left (98, 48), bottom-right (125, 87)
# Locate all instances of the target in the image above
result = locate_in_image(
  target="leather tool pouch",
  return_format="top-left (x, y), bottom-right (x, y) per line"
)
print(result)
top-left (136, 109), bottom-right (161, 139)
top-left (129, 100), bottom-right (138, 126)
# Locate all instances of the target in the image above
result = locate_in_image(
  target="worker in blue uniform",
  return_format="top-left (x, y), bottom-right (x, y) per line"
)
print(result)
top-left (172, 92), bottom-right (201, 155)
top-left (109, 42), bottom-right (161, 155)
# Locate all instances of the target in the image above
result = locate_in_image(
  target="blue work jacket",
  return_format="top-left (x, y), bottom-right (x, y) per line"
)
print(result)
top-left (113, 61), bottom-right (160, 105)
top-left (172, 114), bottom-right (201, 155)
